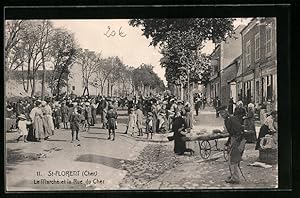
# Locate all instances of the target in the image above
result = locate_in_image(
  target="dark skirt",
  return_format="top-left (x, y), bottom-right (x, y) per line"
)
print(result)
top-left (107, 118), bottom-right (116, 130)
top-left (255, 125), bottom-right (269, 150)
top-left (174, 136), bottom-right (187, 154)
top-left (26, 124), bottom-right (35, 141)
top-left (70, 122), bottom-right (80, 131)
top-left (244, 119), bottom-right (257, 143)
top-left (152, 115), bottom-right (157, 133)
top-left (62, 113), bottom-right (69, 123)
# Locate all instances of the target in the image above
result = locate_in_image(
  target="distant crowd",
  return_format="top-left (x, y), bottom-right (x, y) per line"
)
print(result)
top-left (6, 93), bottom-right (277, 156)
top-left (6, 93), bottom-right (197, 142)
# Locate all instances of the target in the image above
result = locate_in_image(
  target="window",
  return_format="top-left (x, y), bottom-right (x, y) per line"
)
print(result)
top-left (72, 86), bottom-right (75, 91)
top-left (267, 75), bottom-right (273, 101)
top-left (214, 65), bottom-right (218, 74)
top-left (261, 77), bottom-right (265, 102)
top-left (266, 23), bottom-right (272, 56)
top-left (245, 41), bottom-right (251, 66)
top-left (256, 81), bottom-right (259, 103)
top-left (255, 33), bottom-right (260, 61)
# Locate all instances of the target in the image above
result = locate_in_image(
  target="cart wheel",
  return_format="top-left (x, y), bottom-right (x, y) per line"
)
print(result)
top-left (199, 140), bottom-right (211, 159)
top-left (223, 146), bottom-right (229, 161)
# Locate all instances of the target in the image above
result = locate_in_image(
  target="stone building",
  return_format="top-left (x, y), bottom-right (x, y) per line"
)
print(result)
top-left (6, 70), bottom-right (53, 98)
top-left (206, 25), bottom-right (245, 105)
top-left (206, 44), bottom-right (221, 103)
top-left (240, 17), bottom-right (277, 109)
top-left (220, 56), bottom-right (241, 106)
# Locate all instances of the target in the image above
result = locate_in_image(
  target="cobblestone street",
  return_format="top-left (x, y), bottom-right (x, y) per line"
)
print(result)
top-left (118, 142), bottom-right (277, 190)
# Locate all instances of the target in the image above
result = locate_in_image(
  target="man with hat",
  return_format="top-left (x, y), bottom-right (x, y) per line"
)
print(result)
top-left (217, 105), bottom-right (246, 184)
top-left (106, 105), bottom-right (118, 141)
top-left (61, 101), bottom-right (70, 129)
top-left (146, 111), bottom-right (154, 139)
top-left (85, 102), bottom-right (92, 129)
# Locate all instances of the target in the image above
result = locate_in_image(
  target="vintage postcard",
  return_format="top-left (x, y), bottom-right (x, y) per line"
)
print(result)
top-left (4, 6), bottom-right (282, 191)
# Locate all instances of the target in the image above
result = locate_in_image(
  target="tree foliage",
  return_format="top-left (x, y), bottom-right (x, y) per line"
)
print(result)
top-left (47, 28), bottom-right (77, 96)
top-left (129, 18), bottom-right (235, 86)
top-left (132, 64), bottom-right (165, 95)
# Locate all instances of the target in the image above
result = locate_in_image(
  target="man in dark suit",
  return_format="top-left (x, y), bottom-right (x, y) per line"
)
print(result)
top-left (214, 97), bottom-right (222, 118)
top-left (217, 105), bottom-right (246, 184)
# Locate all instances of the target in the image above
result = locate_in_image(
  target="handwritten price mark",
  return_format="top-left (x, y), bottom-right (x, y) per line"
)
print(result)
top-left (104, 26), bottom-right (127, 38)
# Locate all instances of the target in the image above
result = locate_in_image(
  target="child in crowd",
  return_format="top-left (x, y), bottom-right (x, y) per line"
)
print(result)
top-left (70, 108), bottom-right (81, 142)
top-left (128, 108), bottom-right (137, 136)
top-left (136, 106), bottom-right (144, 136)
top-left (53, 104), bottom-right (62, 129)
top-left (16, 114), bottom-right (31, 143)
top-left (146, 112), bottom-right (153, 139)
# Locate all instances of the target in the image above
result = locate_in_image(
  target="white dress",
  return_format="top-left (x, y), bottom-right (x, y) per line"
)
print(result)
top-left (18, 120), bottom-right (31, 136)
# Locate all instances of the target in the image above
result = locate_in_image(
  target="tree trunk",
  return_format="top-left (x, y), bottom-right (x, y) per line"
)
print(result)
top-left (41, 61), bottom-right (46, 100)
top-left (31, 76), bottom-right (36, 97)
top-left (24, 60), bottom-right (31, 93)
top-left (111, 85), bottom-right (113, 97)
top-left (107, 80), bottom-right (110, 96)
top-left (56, 79), bottom-right (61, 97)
top-left (180, 83), bottom-right (184, 100)
top-left (82, 86), bottom-right (87, 96)
top-left (56, 71), bottom-right (64, 97)
top-left (100, 84), bottom-right (104, 96)
top-left (82, 80), bottom-right (89, 96)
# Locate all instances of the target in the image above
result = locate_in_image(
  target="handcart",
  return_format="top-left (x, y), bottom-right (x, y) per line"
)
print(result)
top-left (183, 132), bottom-right (230, 160)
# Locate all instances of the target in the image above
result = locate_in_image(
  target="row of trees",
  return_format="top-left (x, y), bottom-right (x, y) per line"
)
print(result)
top-left (5, 20), bottom-right (77, 98)
top-left (80, 51), bottom-right (165, 96)
top-left (5, 20), bottom-right (165, 98)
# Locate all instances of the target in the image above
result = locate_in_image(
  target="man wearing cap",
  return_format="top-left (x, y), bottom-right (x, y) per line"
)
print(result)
top-left (146, 112), bottom-right (154, 139)
top-left (91, 100), bottom-right (99, 126)
top-left (85, 102), bottom-right (92, 129)
top-left (61, 102), bottom-right (69, 129)
top-left (106, 105), bottom-right (118, 141)
top-left (217, 105), bottom-right (246, 184)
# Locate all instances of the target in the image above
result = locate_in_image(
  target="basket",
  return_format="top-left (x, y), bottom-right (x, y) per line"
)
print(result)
top-left (259, 148), bottom-right (278, 165)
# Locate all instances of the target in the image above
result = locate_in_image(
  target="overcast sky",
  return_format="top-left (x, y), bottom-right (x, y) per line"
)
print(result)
top-left (52, 18), bottom-right (251, 83)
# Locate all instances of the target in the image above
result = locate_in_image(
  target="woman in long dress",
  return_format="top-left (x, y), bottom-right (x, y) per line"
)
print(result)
top-left (172, 111), bottom-right (194, 155)
top-left (41, 101), bottom-right (54, 139)
top-left (29, 100), bottom-right (45, 142)
top-left (151, 102), bottom-right (158, 133)
top-left (157, 103), bottom-right (167, 133)
top-left (234, 101), bottom-right (246, 125)
top-left (183, 102), bottom-right (193, 129)
top-left (244, 103), bottom-right (257, 143)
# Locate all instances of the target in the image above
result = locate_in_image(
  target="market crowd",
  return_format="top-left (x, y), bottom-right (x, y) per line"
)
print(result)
top-left (6, 93), bottom-right (196, 143)
top-left (6, 92), bottom-right (277, 147)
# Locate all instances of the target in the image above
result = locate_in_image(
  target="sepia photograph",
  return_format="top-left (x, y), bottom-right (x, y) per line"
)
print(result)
top-left (4, 14), bottom-right (280, 191)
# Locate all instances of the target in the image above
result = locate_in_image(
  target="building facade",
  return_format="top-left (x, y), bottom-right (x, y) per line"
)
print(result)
top-left (220, 25), bottom-right (245, 105)
top-left (206, 25), bottom-right (245, 105)
top-left (241, 17), bottom-right (277, 109)
top-left (220, 56), bottom-right (241, 106)
top-left (6, 70), bottom-right (53, 98)
top-left (206, 45), bottom-right (221, 103)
